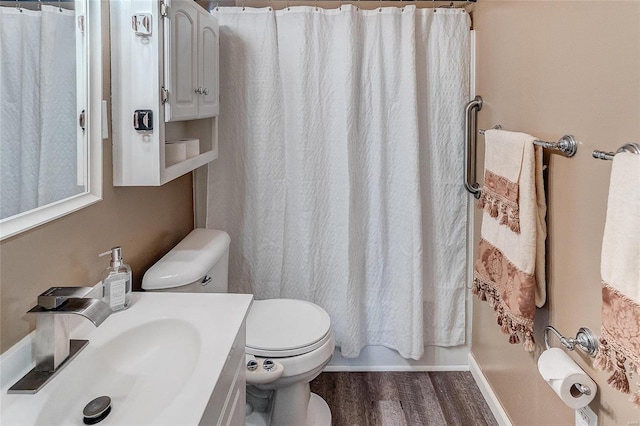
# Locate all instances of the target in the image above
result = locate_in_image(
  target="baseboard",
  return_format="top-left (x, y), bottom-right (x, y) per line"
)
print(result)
top-left (468, 353), bottom-right (512, 426)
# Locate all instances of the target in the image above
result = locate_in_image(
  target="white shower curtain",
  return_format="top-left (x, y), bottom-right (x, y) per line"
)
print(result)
top-left (0, 6), bottom-right (80, 219)
top-left (207, 5), bottom-right (470, 358)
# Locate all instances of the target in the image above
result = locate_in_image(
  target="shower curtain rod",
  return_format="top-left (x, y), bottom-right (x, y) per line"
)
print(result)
top-left (205, 0), bottom-right (476, 10)
top-left (0, 1), bottom-right (74, 12)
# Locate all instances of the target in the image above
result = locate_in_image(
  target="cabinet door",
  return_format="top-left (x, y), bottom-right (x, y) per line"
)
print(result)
top-left (198, 12), bottom-right (219, 118)
top-left (166, 1), bottom-right (198, 121)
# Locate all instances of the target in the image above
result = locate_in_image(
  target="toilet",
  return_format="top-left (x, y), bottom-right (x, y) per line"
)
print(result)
top-left (141, 228), bottom-right (334, 426)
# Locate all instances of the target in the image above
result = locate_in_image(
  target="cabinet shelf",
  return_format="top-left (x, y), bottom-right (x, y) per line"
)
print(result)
top-left (162, 150), bottom-right (216, 185)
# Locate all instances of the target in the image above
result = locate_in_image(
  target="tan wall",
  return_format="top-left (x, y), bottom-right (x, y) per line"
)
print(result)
top-left (0, 2), bottom-right (195, 354)
top-left (471, 1), bottom-right (640, 425)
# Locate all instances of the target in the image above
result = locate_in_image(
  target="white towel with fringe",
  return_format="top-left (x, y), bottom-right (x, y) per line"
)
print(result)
top-left (473, 129), bottom-right (547, 352)
top-left (594, 151), bottom-right (640, 406)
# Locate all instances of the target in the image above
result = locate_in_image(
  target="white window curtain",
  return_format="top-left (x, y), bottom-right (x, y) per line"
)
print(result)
top-left (206, 5), bottom-right (470, 359)
top-left (0, 5), bottom-right (80, 220)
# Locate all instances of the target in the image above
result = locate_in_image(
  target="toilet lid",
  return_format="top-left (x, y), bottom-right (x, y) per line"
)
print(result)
top-left (246, 299), bottom-right (331, 357)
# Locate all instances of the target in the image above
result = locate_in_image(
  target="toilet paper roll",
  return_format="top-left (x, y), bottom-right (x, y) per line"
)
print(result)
top-left (537, 348), bottom-right (597, 409)
top-left (178, 138), bottom-right (200, 159)
top-left (165, 141), bottom-right (187, 166)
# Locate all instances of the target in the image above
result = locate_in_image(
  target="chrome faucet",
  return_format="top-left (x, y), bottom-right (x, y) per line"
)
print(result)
top-left (8, 287), bottom-right (112, 394)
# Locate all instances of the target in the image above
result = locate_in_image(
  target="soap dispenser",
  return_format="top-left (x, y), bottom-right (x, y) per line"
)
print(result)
top-left (99, 247), bottom-right (132, 311)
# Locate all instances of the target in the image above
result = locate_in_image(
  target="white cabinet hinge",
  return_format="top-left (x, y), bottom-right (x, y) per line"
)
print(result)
top-left (161, 87), bottom-right (169, 104)
top-left (79, 110), bottom-right (86, 132)
top-left (160, 1), bottom-right (169, 18)
top-left (77, 15), bottom-right (85, 34)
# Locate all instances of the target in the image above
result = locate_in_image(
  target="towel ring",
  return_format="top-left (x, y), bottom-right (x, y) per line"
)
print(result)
top-left (544, 325), bottom-right (599, 357)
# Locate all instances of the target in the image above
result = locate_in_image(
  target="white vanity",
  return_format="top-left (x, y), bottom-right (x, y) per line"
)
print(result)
top-left (0, 292), bottom-right (253, 425)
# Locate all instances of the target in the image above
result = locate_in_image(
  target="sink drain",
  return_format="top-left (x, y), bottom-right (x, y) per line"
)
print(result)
top-left (83, 396), bottom-right (111, 425)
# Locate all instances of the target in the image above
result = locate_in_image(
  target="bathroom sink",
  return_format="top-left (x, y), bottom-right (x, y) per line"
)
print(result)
top-left (0, 292), bottom-right (253, 425)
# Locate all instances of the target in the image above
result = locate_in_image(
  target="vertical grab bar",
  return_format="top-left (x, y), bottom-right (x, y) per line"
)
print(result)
top-left (464, 96), bottom-right (483, 199)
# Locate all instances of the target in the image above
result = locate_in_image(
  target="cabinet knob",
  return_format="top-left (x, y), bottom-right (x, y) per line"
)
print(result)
top-left (194, 87), bottom-right (203, 94)
top-left (202, 88), bottom-right (209, 95)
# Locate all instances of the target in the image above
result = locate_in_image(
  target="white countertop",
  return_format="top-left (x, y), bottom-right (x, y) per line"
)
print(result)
top-left (0, 292), bottom-right (253, 426)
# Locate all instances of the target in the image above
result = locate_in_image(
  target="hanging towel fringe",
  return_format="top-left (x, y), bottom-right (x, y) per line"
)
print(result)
top-left (510, 209), bottom-right (521, 234)
top-left (608, 355), bottom-right (630, 394)
top-left (473, 275), bottom-right (535, 353)
top-left (594, 331), bottom-right (640, 406)
top-left (594, 337), bottom-right (614, 372)
top-left (499, 204), bottom-right (508, 226)
top-left (523, 331), bottom-right (536, 352)
top-left (477, 191), bottom-right (521, 234)
top-left (478, 195), bottom-right (486, 210)
top-left (490, 199), bottom-right (499, 218)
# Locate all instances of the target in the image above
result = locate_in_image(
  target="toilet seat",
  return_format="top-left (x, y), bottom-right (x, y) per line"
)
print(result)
top-left (246, 299), bottom-right (331, 357)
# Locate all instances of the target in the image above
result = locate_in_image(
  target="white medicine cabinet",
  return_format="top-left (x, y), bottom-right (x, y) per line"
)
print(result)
top-left (165, 2), bottom-right (219, 121)
top-left (110, 0), bottom-right (219, 186)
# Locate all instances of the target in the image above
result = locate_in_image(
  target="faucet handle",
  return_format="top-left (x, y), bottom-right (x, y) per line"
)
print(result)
top-left (38, 287), bottom-right (93, 309)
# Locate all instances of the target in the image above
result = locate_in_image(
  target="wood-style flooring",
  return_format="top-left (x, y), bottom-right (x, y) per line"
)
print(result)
top-left (310, 372), bottom-right (497, 426)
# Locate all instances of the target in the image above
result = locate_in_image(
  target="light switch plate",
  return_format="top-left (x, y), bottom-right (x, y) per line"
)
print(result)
top-left (576, 405), bottom-right (597, 426)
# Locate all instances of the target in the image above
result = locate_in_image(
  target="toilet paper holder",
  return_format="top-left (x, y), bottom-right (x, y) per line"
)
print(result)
top-left (544, 325), bottom-right (599, 358)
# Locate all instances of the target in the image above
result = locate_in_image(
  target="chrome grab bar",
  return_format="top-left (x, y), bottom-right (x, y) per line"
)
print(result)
top-left (592, 142), bottom-right (640, 161)
top-left (464, 96), bottom-right (483, 199)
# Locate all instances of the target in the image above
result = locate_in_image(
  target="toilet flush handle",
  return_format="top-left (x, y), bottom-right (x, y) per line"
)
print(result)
top-left (263, 359), bottom-right (275, 371)
top-left (245, 359), bottom-right (284, 385)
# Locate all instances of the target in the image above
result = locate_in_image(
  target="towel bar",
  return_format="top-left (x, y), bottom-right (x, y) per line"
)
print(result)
top-left (592, 142), bottom-right (640, 161)
top-left (532, 135), bottom-right (578, 157)
top-left (478, 124), bottom-right (502, 135)
top-left (465, 103), bottom-right (578, 198)
top-left (479, 125), bottom-right (578, 158)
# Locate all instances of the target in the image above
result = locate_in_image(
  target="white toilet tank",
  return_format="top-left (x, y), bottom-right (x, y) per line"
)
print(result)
top-left (141, 229), bottom-right (230, 293)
